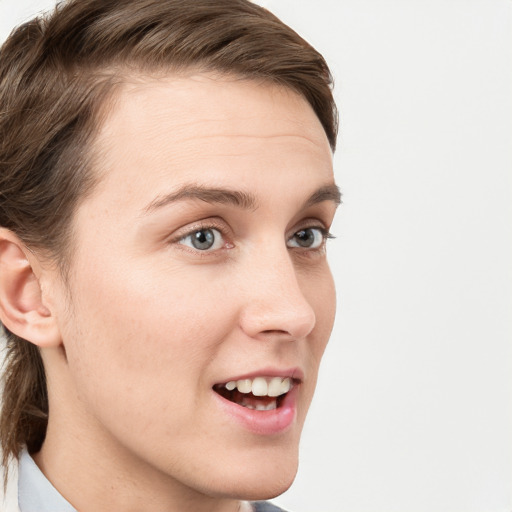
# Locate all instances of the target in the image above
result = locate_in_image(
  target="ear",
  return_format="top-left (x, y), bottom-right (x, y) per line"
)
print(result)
top-left (0, 228), bottom-right (61, 347)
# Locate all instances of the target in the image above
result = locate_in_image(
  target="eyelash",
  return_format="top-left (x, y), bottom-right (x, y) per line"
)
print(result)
top-left (175, 221), bottom-right (335, 256)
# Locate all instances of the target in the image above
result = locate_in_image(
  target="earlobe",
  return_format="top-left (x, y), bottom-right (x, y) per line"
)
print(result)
top-left (0, 228), bottom-right (61, 347)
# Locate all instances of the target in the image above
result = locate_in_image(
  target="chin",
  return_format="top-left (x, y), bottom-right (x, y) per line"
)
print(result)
top-left (238, 471), bottom-right (297, 501)
top-left (204, 450), bottom-right (299, 502)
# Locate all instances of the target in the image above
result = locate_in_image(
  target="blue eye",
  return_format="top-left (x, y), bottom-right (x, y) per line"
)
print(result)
top-left (180, 228), bottom-right (224, 251)
top-left (287, 228), bottom-right (326, 249)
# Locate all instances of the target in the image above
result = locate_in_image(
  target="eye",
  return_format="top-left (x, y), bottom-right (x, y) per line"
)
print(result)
top-left (287, 227), bottom-right (326, 249)
top-left (179, 228), bottom-right (225, 251)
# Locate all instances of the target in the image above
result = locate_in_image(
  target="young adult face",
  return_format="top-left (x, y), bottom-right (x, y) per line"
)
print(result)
top-left (38, 73), bottom-right (338, 509)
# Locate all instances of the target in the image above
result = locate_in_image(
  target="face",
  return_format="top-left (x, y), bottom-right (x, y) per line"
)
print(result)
top-left (47, 74), bottom-right (338, 501)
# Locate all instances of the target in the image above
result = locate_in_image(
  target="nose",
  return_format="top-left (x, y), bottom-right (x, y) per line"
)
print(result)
top-left (238, 247), bottom-right (316, 341)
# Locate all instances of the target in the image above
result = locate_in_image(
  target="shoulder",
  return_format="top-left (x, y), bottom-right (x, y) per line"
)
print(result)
top-left (251, 501), bottom-right (290, 512)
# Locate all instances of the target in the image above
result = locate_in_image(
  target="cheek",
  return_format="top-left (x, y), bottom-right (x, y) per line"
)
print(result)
top-left (306, 263), bottom-right (336, 350)
top-left (290, 262), bottom-right (336, 403)
top-left (60, 259), bottom-right (235, 407)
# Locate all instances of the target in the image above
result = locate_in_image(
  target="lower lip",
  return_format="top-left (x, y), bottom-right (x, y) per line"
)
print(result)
top-left (213, 385), bottom-right (298, 435)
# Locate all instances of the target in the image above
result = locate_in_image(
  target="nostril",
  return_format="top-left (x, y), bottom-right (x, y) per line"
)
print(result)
top-left (250, 330), bottom-right (302, 344)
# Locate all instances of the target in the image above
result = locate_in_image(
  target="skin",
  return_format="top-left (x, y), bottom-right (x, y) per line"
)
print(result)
top-left (22, 74), bottom-right (338, 511)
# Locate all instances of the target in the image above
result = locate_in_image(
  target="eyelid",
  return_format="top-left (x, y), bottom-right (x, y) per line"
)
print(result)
top-left (169, 217), bottom-right (228, 241)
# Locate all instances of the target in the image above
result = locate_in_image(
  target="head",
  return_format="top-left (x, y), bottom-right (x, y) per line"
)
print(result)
top-left (0, 0), bottom-right (338, 504)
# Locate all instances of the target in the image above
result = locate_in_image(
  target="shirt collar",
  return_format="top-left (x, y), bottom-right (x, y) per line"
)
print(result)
top-left (18, 448), bottom-right (76, 512)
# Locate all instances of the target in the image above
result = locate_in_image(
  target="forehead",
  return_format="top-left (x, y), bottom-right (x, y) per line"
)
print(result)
top-left (86, 73), bottom-right (333, 213)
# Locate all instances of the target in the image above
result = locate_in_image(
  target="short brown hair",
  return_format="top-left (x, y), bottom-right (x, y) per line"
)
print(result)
top-left (0, 0), bottom-right (337, 469)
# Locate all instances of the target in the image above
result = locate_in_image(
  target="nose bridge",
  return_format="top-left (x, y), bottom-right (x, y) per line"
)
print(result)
top-left (239, 242), bottom-right (316, 340)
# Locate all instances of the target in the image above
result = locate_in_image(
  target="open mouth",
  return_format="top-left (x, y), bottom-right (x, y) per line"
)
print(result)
top-left (213, 376), bottom-right (296, 411)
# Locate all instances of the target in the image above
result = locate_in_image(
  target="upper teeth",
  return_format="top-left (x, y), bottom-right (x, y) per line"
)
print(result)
top-left (224, 376), bottom-right (292, 397)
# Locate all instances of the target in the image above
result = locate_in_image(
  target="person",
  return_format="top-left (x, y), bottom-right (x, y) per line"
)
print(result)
top-left (0, 0), bottom-right (340, 510)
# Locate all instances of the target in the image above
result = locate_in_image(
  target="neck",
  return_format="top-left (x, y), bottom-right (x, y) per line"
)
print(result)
top-left (35, 351), bottom-right (245, 512)
top-left (34, 428), bottom-right (245, 512)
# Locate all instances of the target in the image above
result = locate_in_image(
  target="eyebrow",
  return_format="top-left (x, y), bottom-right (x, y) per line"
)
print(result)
top-left (303, 184), bottom-right (342, 208)
top-left (142, 183), bottom-right (341, 215)
top-left (142, 185), bottom-right (257, 214)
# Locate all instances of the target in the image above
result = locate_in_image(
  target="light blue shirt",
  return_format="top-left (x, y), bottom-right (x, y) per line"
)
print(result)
top-left (18, 449), bottom-right (76, 512)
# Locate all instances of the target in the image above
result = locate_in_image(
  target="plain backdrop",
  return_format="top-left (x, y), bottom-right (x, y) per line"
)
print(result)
top-left (1, 1), bottom-right (511, 511)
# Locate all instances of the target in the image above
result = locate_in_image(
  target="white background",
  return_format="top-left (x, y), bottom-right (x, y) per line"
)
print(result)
top-left (1, 1), bottom-right (511, 511)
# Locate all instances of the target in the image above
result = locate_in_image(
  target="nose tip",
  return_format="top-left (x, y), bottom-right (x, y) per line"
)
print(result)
top-left (238, 277), bottom-right (316, 341)
top-left (240, 301), bottom-right (316, 341)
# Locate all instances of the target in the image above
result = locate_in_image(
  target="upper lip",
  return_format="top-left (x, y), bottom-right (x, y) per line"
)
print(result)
top-left (213, 367), bottom-right (304, 386)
